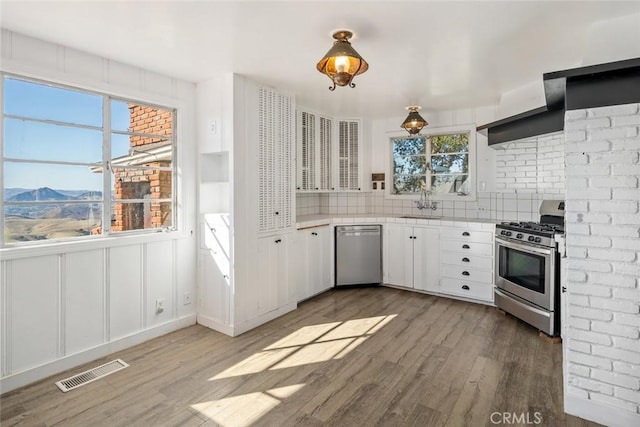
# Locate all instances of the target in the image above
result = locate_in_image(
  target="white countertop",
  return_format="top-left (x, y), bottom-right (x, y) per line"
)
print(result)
top-left (296, 214), bottom-right (499, 230)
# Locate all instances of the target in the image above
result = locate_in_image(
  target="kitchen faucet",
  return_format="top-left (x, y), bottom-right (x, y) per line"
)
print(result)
top-left (416, 188), bottom-right (438, 211)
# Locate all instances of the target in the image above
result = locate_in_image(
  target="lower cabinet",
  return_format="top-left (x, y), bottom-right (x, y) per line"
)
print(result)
top-left (384, 224), bottom-right (439, 292)
top-left (256, 234), bottom-right (296, 315)
top-left (294, 225), bottom-right (331, 302)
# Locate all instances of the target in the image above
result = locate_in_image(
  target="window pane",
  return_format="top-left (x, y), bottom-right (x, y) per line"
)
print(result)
top-left (431, 133), bottom-right (468, 154)
top-left (111, 167), bottom-right (172, 200)
top-left (430, 174), bottom-right (470, 195)
top-left (392, 137), bottom-right (425, 157)
top-left (111, 101), bottom-right (174, 137)
top-left (4, 203), bottom-right (102, 244)
top-left (111, 201), bottom-right (172, 232)
top-left (3, 77), bottom-right (102, 127)
top-left (394, 155), bottom-right (426, 176)
top-left (4, 162), bottom-right (103, 200)
top-left (393, 175), bottom-right (425, 194)
top-left (111, 133), bottom-right (173, 165)
top-left (4, 118), bottom-right (102, 163)
top-left (431, 153), bottom-right (468, 174)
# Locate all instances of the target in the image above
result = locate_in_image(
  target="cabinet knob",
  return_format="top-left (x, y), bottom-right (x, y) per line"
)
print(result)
top-left (462, 257), bottom-right (470, 262)
top-left (311, 232), bottom-right (318, 236)
top-left (462, 231), bottom-right (470, 236)
top-left (275, 211), bottom-right (280, 215)
top-left (297, 187), bottom-right (300, 190)
top-left (461, 285), bottom-right (470, 290)
top-left (275, 239), bottom-right (282, 243)
top-left (462, 244), bottom-right (470, 249)
top-left (332, 187), bottom-right (335, 190)
top-left (358, 188), bottom-right (361, 191)
top-left (462, 271), bottom-right (470, 276)
top-left (315, 187), bottom-right (319, 190)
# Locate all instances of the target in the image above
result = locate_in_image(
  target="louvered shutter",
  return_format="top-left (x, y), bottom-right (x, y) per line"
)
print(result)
top-left (337, 119), bottom-right (360, 191)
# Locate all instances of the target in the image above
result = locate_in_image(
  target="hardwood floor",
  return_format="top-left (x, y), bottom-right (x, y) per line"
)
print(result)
top-left (1, 287), bottom-right (601, 427)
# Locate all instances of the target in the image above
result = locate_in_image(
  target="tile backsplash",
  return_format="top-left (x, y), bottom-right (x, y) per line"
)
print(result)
top-left (297, 192), bottom-right (562, 221)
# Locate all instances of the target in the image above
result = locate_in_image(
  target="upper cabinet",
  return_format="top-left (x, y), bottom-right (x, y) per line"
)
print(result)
top-left (258, 86), bottom-right (295, 233)
top-left (296, 108), bottom-right (362, 192)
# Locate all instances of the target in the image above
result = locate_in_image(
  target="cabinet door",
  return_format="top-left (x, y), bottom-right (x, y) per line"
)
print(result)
top-left (307, 226), bottom-right (331, 296)
top-left (318, 116), bottom-right (334, 191)
top-left (258, 87), bottom-right (295, 232)
top-left (413, 227), bottom-right (440, 292)
top-left (296, 111), bottom-right (316, 191)
top-left (290, 231), bottom-right (308, 302)
top-left (384, 224), bottom-right (413, 287)
top-left (198, 250), bottom-right (230, 325)
top-left (256, 235), bottom-right (290, 315)
top-left (337, 119), bottom-right (361, 191)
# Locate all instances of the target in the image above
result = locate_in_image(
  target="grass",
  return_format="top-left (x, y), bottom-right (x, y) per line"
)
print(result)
top-left (4, 217), bottom-right (98, 243)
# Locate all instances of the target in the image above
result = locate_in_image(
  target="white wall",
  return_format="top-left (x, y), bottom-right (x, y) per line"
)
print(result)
top-left (0, 30), bottom-right (198, 393)
top-left (564, 103), bottom-right (640, 427)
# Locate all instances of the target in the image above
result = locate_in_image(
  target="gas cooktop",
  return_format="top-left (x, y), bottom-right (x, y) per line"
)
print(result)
top-left (495, 221), bottom-right (564, 248)
top-left (497, 221), bottom-right (565, 235)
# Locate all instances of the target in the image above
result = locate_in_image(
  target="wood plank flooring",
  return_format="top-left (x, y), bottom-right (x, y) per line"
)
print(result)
top-left (1, 287), bottom-right (601, 427)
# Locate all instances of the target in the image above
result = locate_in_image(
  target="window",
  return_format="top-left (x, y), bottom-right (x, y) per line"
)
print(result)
top-left (390, 126), bottom-right (474, 197)
top-left (1, 74), bottom-right (177, 246)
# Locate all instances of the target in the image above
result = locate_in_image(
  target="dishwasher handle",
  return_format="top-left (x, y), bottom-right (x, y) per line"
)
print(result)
top-left (336, 226), bottom-right (381, 237)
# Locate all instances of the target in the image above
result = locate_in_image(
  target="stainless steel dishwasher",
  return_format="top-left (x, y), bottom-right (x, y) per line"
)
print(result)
top-left (335, 225), bottom-right (382, 287)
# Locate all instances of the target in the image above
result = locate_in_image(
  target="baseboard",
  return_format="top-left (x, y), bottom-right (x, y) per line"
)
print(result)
top-left (0, 314), bottom-right (196, 394)
top-left (565, 392), bottom-right (640, 427)
top-left (233, 302), bottom-right (297, 336)
top-left (196, 314), bottom-right (235, 336)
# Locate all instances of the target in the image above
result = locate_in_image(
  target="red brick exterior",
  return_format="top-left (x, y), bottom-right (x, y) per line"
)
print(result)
top-left (110, 105), bottom-right (173, 232)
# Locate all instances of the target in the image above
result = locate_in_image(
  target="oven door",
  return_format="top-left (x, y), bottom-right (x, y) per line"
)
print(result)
top-left (495, 237), bottom-right (555, 311)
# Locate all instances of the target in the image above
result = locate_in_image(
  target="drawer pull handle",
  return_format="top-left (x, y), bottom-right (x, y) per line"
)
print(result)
top-left (461, 285), bottom-right (470, 290)
top-left (462, 231), bottom-right (470, 236)
top-left (275, 239), bottom-right (282, 243)
top-left (462, 271), bottom-right (470, 276)
top-left (462, 244), bottom-right (470, 249)
top-left (462, 257), bottom-right (470, 262)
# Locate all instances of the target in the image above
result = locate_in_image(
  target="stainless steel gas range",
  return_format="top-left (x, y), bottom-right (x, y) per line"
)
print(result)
top-left (494, 200), bottom-right (565, 336)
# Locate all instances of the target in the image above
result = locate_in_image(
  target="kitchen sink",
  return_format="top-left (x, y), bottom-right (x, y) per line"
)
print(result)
top-left (400, 215), bottom-right (441, 219)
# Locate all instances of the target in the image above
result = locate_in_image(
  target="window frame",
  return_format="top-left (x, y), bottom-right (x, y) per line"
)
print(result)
top-left (0, 72), bottom-right (178, 248)
top-left (386, 124), bottom-right (476, 201)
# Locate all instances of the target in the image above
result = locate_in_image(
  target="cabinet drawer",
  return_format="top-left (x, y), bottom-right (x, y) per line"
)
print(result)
top-left (440, 277), bottom-right (493, 302)
top-left (440, 239), bottom-right (493, 256)
top-left (441, 252), bottom-right (493, 270)
top-left (441, 265), bottom-right (493, 284)
top-left (440, 228), bottom-right (493, 243)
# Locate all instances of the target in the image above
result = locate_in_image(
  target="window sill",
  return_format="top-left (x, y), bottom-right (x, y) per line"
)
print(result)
top-left (0, 230), bottom-right (192, 261)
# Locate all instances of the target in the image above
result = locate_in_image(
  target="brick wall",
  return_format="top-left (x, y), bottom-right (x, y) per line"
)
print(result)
top-left (111, 105), bottom-right (173, 232)
top-left (564, 103), bottom-right (640, 420)
top-left (495, 131), bottom-right (565, 195)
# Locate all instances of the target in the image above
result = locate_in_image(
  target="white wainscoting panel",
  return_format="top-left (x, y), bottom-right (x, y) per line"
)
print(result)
top-left (108, 246), bottom-right (143, 340)
top-left (145, 240), bottom-right (174, 327)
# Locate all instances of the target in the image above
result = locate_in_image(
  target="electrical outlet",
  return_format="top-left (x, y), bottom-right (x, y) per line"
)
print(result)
top-left (155, 298), bottom-right (165, 314)
top-left (183, 292), bottom-right (192, 305)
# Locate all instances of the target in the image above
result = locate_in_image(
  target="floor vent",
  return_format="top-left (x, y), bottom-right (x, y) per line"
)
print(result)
top-left (55, 359), bottom-right (129, 392)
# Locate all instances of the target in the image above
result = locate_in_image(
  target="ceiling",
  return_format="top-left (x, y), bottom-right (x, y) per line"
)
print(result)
top-left (2, 1), bottom-right (640, 119)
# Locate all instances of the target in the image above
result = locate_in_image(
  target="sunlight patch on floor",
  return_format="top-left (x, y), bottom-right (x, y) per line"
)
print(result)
top-left (191, 384), bottom-right (304, 427)
top-left (209, 314), bottom-right (397, 381)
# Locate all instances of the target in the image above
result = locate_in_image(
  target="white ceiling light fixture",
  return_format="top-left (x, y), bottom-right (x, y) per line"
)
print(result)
top-left (316, 30), bottom-right (369, 91)
top-left (401, 106), bottom-right (428, 135)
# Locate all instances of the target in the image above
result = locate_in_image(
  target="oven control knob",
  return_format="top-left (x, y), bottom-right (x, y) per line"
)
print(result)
top-left (505, 231), bottom-right (512, 236)
top-left (534, 237), bottom-right (542, 243)
top-left (528, 236), bottom-right (535, 242)
top-left (516, 233), bottom-right (523, 239)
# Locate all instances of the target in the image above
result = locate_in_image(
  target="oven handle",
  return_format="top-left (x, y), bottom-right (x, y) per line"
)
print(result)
top-left (495, 288), bottom-right (551, 318)
top-left (495, 237), bottom-right (553, 256)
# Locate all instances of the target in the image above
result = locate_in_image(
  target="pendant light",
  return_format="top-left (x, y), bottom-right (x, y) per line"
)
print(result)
top-left (401, 106), bottom-right (428, 135)
top-left (316, 30), bottom-right (369, 91)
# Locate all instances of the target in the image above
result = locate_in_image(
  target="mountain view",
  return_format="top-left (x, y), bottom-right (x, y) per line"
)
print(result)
top-left (4, 187), bottom-right (103, 243)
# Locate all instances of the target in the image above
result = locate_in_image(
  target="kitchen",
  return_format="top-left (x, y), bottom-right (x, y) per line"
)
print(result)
top-left (1, 2), bottom-right (640, 426)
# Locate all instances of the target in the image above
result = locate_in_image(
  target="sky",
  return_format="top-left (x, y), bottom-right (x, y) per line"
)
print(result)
top-left (3, 77), bottom-right (133, 191)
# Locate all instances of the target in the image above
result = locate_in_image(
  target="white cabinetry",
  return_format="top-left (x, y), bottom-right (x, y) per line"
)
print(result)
top-left (337, 119), bottom-right (362, 191)
top-left (295, 226), bottom-right (332, 301)
top-left (384, 224), bottom-right (439, 292)
top-left (256, 234), bottom-right (296, 314)
top-left (296, 110), bottom-right (334, 191)
top-left (439, 225), bottom-right (494, 302)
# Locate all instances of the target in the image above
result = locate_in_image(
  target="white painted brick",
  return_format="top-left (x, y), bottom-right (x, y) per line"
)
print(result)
top-left (588, 104), bottom-right (639, 117)
top-left (613, 336), bottom-right (640, 354)
top-left (569, 316), bottom-right (591, 331)
top-left (588, 249), bottom-right (636, 262)
top-left (568, 293), bottom-right (590, 306)
top-left (591, 368), bottom-right (640, 390)
top-left (566, 177), bottom-right (588, 189)
top-left (592, 344), bottom-right (640, 364)
top-left (566, 223), bottom-right (590, 235)
top-left (613, 289), bottom-right (640, 302)
top-left (612, 262), bottom-right (640, 277)
top-left (588, 272), bottom-right (637, 288)
top-left (612, 238), bottom-right (640, 251)
top-left (610, 137), bottom-right (640, 152)
top-left (590, 151), bottom-right (639, 165)
top-left (566, 235), bottom-right (611, 248)
top-left (589, 390), bottom-right (638, 412)
top-left (612, 189), bottom-right (640, 200)
top-left (612, 114), bottom-right (640, 127)
top-left (565, 131), bottom-right (588, 144)
top-left (566, 212), bottom-right (611, 224)
top-left (565, 117), bottom-right (611, 130)
top-left (567, 189), bottom-right (612, 201)
top-left (572, 329), bottom-right (612, 345)
top-left (567, 385), bottom-right (590, 399)
top-left (567, 270), bottom-right (588, 282)
top-left (567, 259), bottom-right (611, 273)
top-left (591, 297), bottom-right (640, 314)
top-left (567, 140), bottom-right (611, 152)
top-left (569, 375), bottom-right (614, 395)
top-left (615, 387), bottom-right (640, 405)
top-left (570, 305), bottom-right (613, 321)
top-left (590, 176), bottom-right (639, 189)
top-left (569, 364), bottom-right (591, 378)
top-left (613, 361), bottom-right (640, 377)
top-left (589, 200), bottom-right (638, 214)
top-left (615, 313), bottom-right (640, 328)
top-left (612, 214), bottom-right (640, 225)
top-left (589, 127), bottom-right (638, 141)
top-left (571, 284), bottom-right (611, 297)
top-left (567, 247), bottom-right (587, 259)
top-left (566, 153), bottom-right (589, 165)
top-left (567, 200), bottom-right (589, 211)
top-left (566, 109), bottom-right (588, 120)
top-left (570, 350), bottom-right (612, 370)
top-left (591, 321), bottom-right (639, 339)
top-left (611, 164), bottom-right (640, 176)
